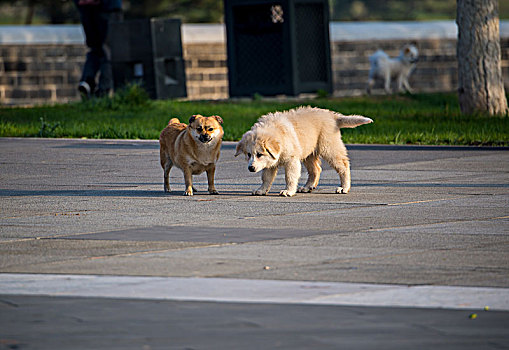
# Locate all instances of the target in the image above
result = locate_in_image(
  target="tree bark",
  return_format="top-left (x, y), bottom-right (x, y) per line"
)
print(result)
top-left (24, 0), bottom-right (35, 25)
top-left (456, 0), bottom-right (508, 115)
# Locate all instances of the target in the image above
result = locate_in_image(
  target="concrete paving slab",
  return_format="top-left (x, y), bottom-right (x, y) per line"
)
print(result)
top-left (8, 229), bottom-right (507, 287)
top-left (56, 225), bottom-right (335, 243)
top-left (1, 294), bottom-right (507, 350)
top-left (1, 274), bottom-right (508, 349)
top-left (0, 239), bottom-right (209, 271)
top-left (1, 274), bottom-right (508, 310)
top-left (1, 138), bottom-right (508, 285)
top-left (1, 138), bottom-right (508, 348)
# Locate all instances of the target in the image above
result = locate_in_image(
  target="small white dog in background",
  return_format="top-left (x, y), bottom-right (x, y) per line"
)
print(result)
top-left (367, 44), bottom-right (419, 94)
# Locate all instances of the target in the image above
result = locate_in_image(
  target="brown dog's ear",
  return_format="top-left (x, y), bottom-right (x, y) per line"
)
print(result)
top-left (189, 115), bottom-right (202, 124)
top-left (212, 115), bottom-right (223, 124)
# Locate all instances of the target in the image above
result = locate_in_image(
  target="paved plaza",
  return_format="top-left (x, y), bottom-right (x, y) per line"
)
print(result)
top-left (0, 138), bottom-right (508, 349)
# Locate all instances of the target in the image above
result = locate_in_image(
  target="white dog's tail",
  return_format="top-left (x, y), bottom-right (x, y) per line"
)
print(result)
top-left (336, 114), bottom-right (374, 128)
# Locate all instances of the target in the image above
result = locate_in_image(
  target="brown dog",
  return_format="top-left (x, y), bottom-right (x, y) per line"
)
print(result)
top-left (159, 114), bottom-right (224, 196)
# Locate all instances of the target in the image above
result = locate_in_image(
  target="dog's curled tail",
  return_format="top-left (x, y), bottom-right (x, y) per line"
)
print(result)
top-left (168, 118), bottom-right (180, 125)
top-left (336, 114), bottom-right (373, 129)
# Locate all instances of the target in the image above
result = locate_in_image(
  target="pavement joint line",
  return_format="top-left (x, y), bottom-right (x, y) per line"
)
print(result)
top-left (366, 215), bottom-right (509, 232)
top-left (236, 196), bottom-right (481, 219)
top-left (0, 273), bottom-right (508, 311)
top-left (0, 242), bottom-right (238, 268)
top-left (0, 227), bottom-right (145, 242)
top-left (232, 202), bottom-right (393, 219)
top-left (303, 245), bottom-right (507, 268)
top-left (78, 242), bottom-right (237, 260)
top-left (0, 238), bottom-right (35, 244)
top-left (308, 250), bottom-right (431, 266)
top-left (387, 198), bottom-right (457, 206)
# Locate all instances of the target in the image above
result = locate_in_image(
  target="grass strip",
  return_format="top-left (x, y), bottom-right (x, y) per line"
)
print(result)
top-left (1, 87), bottom-right (508, 146)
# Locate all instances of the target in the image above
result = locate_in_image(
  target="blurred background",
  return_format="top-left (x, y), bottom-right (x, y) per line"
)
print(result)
top-left (1, 0), bottom-right (508, 106)
top-left (2, 0), bottom-right (508, 24)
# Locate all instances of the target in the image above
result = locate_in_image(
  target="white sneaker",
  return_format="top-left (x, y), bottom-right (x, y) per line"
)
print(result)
top-left (78, 81), bottom-right (91, 99)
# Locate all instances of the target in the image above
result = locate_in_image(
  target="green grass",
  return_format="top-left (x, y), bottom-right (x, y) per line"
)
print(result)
top-left (1, 86), bottom-right (508, 146)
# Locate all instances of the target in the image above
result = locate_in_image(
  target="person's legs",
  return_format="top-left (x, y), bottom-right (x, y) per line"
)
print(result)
top-left (96, 49), bottom-right (113, 96)
top-left (95, 11), bottom-right (114, 97)
top-left (77, 6), bottom-right (110, 97)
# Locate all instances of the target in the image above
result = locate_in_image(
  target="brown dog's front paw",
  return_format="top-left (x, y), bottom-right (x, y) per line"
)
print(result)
top-left (209, 189), bottom-right (219, 195)
top-left (183, 189), bottom-right (193, 196)
top-left (297, 186), bottom-right (315, 193)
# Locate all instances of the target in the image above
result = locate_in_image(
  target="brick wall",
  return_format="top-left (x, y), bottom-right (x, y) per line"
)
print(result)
top-left (1, 22), bottom-right (508, 105)
top-left (184, 43), bottom-right (228, 100)
top-left (0, 44), bottom-right (86, 105)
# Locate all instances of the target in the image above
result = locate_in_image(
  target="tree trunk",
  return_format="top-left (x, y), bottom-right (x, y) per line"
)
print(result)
top-left (456, 0), bottom-right (508, 115)
top-left (24, 0), bottom-right (35, 25)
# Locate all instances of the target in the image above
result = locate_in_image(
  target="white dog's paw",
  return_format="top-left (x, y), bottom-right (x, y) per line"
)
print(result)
top-left (335, 187), bottom-right (349, 194)
top-left (279, 190), bottom-right (296, 197)
top-left (252, 189), bottom-right (268, 196)
top-left (297, 186), bottom-right (315, 193)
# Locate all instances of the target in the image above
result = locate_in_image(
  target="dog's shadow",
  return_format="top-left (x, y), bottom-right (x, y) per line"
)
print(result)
top-left (0, 188), bottom-right (251, 198)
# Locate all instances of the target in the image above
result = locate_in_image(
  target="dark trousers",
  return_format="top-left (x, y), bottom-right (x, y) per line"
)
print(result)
top-left (77, 6), bottom-right (113, 96)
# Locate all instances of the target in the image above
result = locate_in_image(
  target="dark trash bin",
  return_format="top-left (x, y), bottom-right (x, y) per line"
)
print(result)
top-left (108, 18), bottom-right (187, 99)
top-left (224, 0), bottom-right (332, 97)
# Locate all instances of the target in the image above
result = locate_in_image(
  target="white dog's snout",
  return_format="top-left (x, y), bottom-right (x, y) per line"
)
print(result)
top-left (247, 158), bottom-right (259, 172)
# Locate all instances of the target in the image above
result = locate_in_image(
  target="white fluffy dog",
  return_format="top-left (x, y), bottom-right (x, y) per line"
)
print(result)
top-left (235, 107), bottom-right (373, 197)
top-left (367, 44), bottom-right (419, 94)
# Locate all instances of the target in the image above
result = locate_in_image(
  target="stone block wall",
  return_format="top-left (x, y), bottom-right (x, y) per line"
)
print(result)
top-left (1, 22), bottom-right (508, 105)
top-left (184, 43), bottom-right (228, 100)
top-left (0, 44), bottom-right (86, 105)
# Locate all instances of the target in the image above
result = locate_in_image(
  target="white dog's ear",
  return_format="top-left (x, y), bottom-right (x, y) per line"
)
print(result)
top-left (235, 133), bottom-right (248, 157)
top-left (264, 138), bottom-right (280, 159)
top-left (234, 141), bottom-right (244, 157)
top-left (236, 131), bottom-right (254, 157)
